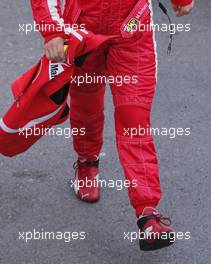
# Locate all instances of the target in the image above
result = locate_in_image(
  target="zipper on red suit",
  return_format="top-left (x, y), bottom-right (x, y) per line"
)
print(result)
top-left (15, 92), bottom-right (24, 108)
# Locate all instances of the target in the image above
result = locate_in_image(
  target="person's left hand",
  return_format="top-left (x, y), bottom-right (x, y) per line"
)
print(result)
top-left (172, 1), bottom-right (194, 17)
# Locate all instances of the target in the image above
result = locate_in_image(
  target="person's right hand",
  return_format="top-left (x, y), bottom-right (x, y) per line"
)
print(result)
top-left (44, 37), bottom-right (66, 62)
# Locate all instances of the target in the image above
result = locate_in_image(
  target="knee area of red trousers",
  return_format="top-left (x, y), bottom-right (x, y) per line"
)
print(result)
top-left (114, 104), bottom-right (152, 139)
top-left (70, 110), bottom-right (104, 136)
top-left (70, 86), bottom-right (105, 119)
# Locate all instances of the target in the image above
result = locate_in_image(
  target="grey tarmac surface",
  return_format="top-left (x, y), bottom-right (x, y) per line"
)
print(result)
top-left (0, 1), bottom-right (210, 263)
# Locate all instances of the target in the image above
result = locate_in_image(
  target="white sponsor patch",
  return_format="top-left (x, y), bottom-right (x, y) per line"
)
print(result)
top-left (49, 62), bottom-right (64, 80)
top-left (144, 226), bottom-right (153, 237)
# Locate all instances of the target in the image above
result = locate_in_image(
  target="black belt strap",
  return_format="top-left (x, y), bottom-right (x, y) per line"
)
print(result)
top-left (157, 0), bottom-right (174, 55)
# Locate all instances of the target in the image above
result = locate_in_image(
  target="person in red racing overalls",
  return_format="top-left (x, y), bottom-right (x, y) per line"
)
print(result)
top-left (30, 0), bottom-right (194, 250)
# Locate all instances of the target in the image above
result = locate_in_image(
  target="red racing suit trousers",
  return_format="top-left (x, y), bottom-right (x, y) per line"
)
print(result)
top-left (69, 0), bottom-right (162, 217)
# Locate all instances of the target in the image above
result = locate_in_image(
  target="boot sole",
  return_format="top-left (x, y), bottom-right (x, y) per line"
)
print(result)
top-left (75, 193), bottom-right (100, 203)
top-left (139, 237), bottom-right (174, 251)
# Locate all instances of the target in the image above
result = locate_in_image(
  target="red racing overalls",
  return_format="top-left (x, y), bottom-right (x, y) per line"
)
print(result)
top-left (30, 0), bottom-right (192, 216)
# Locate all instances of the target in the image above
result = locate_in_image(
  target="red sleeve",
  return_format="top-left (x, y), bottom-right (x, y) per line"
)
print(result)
top-left (30, 0), bottom-right (68, 43)
top-left (171, 0), bottom-right (193, 6)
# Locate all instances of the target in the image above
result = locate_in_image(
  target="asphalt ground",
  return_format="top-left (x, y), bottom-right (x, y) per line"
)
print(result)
top-left (0, 1), bottom-right (210, 263)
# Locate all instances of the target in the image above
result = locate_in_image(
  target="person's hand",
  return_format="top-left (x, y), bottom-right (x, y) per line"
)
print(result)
top-left (172, 1), bottom-right (194, 17)
top-left (44, 37), bottom-right (66, 62)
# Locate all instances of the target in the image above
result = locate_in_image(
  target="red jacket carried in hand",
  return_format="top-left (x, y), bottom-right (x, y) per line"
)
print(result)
top-left (0, 30), bottom-right (112, 157)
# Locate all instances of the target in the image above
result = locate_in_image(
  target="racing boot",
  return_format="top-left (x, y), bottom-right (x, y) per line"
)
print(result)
top-left (137, 207), bottom-right (174, 251)
top-left (72, 158), bottom-right (100, 202)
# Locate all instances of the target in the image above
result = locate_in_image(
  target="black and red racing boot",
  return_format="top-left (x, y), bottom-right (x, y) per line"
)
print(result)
top-left (137, 207), bottom-right (174, 251)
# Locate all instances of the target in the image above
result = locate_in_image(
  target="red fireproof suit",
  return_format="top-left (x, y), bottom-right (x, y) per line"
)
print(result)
top-left (30, 0), bottom-right (192, 216)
